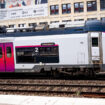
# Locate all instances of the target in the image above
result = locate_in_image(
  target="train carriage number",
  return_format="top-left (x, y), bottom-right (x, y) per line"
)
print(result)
top-left (34, 47), bottom-right (39, 53)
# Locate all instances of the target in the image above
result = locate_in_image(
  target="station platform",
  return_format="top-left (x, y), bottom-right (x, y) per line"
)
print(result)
top-left (0, 95), bottom-right (104, 105)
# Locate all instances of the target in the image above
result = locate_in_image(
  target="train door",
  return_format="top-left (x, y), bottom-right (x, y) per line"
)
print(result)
top-left (0, 43), bottom-right (15, 72)
top-left (0, 43), bottom-right (5, 72)
top-left (88, 32), bottom-right (103, 64)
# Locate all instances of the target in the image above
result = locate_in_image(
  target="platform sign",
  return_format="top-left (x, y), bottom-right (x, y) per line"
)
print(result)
top-left (0, 0), bottom-right (48, 20)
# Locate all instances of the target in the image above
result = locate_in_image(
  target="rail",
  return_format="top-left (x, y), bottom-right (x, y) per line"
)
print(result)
top-left (0, 79), bottom-right (105, 98)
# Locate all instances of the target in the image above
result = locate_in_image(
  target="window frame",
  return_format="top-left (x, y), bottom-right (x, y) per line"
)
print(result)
top-left (50, 5), bottom-right (59, 15)
top-left (87, 1), bottom-right (97, 12)
top-left (100, 0), bottom-right (105, 10)
top-left (62, 4), bottom-right (71, 14)
top-left (74, 2), bottom-right (84, 13)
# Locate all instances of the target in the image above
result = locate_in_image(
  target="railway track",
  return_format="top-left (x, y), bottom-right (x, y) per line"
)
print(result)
top-left (0, 79), bottom-right (105, 98)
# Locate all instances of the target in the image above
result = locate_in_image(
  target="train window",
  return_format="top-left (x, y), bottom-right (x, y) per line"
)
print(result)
top-left (16, 46), bottom-right (59, 63)
top-left (0, 48), bottom-right (2, 58)
top-left (92, 37), bottom-right (98, 47)
top-left (46, 47), bottom-right (51, 52)
top-left (6, 47), bottom-right (12, 58)
top-left (53, 47), bottom-right (58, 53)
top-left (36, 46), bottom-right (59, 63)
top-left (39, 46), bottom-right (58, 56)
top-left (17, 52), bottom-right (24, 56)
top-left (16, 48), bottom-right (34, 63)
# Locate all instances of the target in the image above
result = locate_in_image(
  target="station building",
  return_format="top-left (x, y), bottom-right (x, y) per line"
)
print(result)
top-left (0, 0), bottom-right (105, 28)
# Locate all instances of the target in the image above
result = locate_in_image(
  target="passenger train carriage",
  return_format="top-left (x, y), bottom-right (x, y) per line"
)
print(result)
top-left (0, 20), bottom-right (105, 75)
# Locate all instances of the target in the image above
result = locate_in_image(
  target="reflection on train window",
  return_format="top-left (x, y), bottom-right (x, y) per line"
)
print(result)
top-left (16, 47), bottom-right (34, 63)
top-left (16, 46), bottom-right (59, 63)
top-left (39, 47), bottom-right (58, 56)
top-left (6, 47), bottom-right (12, 58)
top-left (92, 37), bottom-right (98, 47)
top-left (0, 48), bottom-right (2, 58)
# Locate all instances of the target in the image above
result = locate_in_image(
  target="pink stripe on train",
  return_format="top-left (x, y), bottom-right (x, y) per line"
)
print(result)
top-left (16, 44), bottom-right (58, 48)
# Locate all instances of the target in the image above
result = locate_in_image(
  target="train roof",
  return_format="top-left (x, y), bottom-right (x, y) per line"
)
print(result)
top-left (0, 20), bottom-right (105, 37)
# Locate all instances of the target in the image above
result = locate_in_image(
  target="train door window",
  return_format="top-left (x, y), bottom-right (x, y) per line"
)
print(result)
top-left (16, 48), bottom-right (34, 63)
top-left (92, 37), bottom-right (98, 47)
top-left (6, 47), bottom-right (12, 58)
top-left (0, 48), bottom-right (2, 58)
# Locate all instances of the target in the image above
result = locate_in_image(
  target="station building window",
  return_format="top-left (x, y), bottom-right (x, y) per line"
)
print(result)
top-left (0, 1), bottom-right (5, 9)
top-left (9, 25), bottom-right (15, 28)
top-left (29, 23), bottom-right (37, 27)
top-left (50, 5), bottom-right (59, 15)
top-left (87, 18), bottom-right (97, 21)
top-left (39, 22), bottom-right (48, 25)
top-left (101, 17), bottom-right (105, 21)
top-left (87, 1), bottom-right (97, 11)
top-left (50, 21), bottom-right (59, 24)
top-left (0, 4), bottom-right (5, 8)
top-left (18, 24), bottom-right (26, 28)
top-left (74, 2), bottom-right (84, 13)
top-left (62, 20), bottom-right (71, 22)
top-left (74, 19), bottom-right (84, 21)
top-left (100, 0), bottom-right (105, 10)
top-left (62, 4), bottom-right (71, 14)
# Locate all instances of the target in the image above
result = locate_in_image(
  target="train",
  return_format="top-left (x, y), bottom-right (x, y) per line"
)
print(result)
top-left (0, 20), bottom-right (105, 76)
